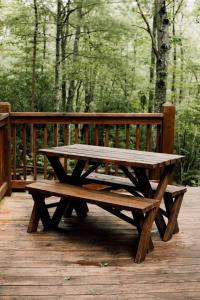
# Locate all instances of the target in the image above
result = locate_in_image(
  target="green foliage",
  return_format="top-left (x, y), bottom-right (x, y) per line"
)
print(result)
top-left (175, 99), bottom-right (200, 186)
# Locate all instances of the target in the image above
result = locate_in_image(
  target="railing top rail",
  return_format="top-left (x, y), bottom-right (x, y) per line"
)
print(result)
top-left (10, 112), bottom-right (163, 117)
top-left (10, 112), bottom-right (163, 125)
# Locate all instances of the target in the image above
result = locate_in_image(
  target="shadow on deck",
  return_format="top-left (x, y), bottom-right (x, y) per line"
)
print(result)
top-left (0, 187), bottom-right (199, 299)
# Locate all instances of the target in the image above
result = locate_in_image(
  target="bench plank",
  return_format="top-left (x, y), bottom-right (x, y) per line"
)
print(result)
top-left (87, 173), bottom-right (187, 197)
top-left (26, 181), bottom-right (158, 214)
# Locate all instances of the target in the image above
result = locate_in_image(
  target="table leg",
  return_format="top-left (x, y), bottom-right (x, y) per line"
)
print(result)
top-left (153, 165), bottom-right (175, 238)
top-left (164, 194), bottom-right (179, 234)
top-left (47, 156), bottom-right (69, 182)
top-left (47, 156), bottom-right (89, 217)
top-left (163, 193), bottom-right (183, 241)
top-left (27, 201), bottom-right (40, 233)
top-left (51, 198), bottom-right (69, 227)
top-left (135, 207), bottom-right (157, 263)
top-left (132, 165), bottom-right (175, 239)
top-left (30, 194), bottom-right (52, 231)
top-left (118, 165), bottom-right (154, 250)
top-left (132, 212), bottom-right (154, 252)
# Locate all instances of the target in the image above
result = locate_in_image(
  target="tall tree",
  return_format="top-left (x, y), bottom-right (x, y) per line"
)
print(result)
top-left (61, 1), bottom-right (70, 111)
top-left (54, 0), bottom-right (62, 111)
top-left (148, 1), bottom-right (157, 112)
top-left (66, 6), bottom-right (82, 112)
top-left (136, 0), bottom-right (170, 112)
top-left (171, 0), bottom-right (184, 104)
top-left (154, 0), bottom-right (170, 112)
top-left (31, 0), bottom-right (39, 111)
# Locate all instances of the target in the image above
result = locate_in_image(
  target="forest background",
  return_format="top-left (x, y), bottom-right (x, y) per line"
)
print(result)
top-left (0, 0), bottom-right (200, 185)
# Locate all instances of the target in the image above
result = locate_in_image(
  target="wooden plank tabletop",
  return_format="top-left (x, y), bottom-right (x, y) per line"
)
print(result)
top-left (39, 144), bottom-right (184, 169)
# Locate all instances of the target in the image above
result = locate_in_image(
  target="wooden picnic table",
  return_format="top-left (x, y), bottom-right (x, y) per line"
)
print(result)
top-left (27, 144), bottom-right (184, 262)
top-left (39, 144), bottom-right (184, 231)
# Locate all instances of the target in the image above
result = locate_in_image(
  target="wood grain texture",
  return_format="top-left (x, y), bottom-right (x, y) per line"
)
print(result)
top-left (10, 112), bottom-right (163, 125)
top-left (39, 144), bottom-right (184, 169)
top-left (87, 173), bottom-right (187, 197)
top-left (0, 187), bottom-right (199, 298)
top-left (26, 181), bottom-right (159, 213)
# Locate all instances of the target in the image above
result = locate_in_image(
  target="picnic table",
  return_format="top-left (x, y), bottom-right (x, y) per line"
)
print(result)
top-left (26, 144), bottom-right (184, 262)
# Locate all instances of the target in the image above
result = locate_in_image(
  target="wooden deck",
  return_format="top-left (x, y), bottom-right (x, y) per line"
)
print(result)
top-left (0, 187), bottom-right (199, 299)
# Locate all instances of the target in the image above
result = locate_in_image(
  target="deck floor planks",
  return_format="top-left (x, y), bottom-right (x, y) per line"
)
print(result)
top-left (0, 188), bottom-right (199, 299)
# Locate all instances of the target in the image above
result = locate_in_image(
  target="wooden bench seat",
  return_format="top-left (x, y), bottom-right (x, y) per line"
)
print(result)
top-left (87, 173), bottom-right (187, 241)
top-left (26, 181), bottom-right (159, 263)
top-left (27, 181), bottom-right (158, 213)
top-left (87, 173), bottom-right (187, 197)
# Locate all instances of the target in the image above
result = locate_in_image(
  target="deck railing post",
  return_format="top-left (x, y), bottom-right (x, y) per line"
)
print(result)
top-left (0, 102), bottom-right (11, 196)
top-left (0, 102), bottom-right (11, 114)
top-left (162, 103), bottom-right (175, 154)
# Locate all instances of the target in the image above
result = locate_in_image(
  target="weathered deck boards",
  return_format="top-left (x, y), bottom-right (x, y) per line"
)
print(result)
top-left (0, 187), bottom-right (199, 299)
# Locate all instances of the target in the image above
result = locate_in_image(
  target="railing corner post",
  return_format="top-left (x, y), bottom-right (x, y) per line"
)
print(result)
top-left (162, 103), bottom-right (175, 154)
top-left (0, 102), bottom-right (11, 113)
top-left (0, 101), bottom-right (12, 196)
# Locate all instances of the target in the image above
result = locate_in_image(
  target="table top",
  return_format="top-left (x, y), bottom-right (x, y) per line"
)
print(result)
top-left (39, 144), bottom-right (184, 169)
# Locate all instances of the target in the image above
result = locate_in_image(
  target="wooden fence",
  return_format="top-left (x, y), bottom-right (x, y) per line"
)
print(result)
top-left (0, 102), bottom-right (175, 193)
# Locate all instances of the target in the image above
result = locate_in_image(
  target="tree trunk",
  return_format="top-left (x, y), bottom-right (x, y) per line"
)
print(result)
top-left (31, 0), bottom-right (38, 112)
top-left (61, 1), bottom-right (71, 112)
top-left (66, 8), bottom-right (82, 112)
top-left (41, 15), bottom-right (47, 74)
top-left (85, 69), bottom-right (95, 112)
top-left (179, 24), bottom-right (184, 103)
top-left (154, 0), bottom-right (170, 112)
top-left (148, 3), bottom-right (157, 113)
top-left (61, 23), bottom-right (69, 111)
top-left (171, 0), bottom-right (177, 104)
top-left (54, 0), bottom-right (62, 111)
top-left (75, 80), bottom-right (83, 112)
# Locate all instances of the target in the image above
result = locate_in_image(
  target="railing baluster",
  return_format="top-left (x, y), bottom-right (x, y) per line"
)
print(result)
top-left (126, 125), bottom-right (130, 149)
top-left (115, 125), bottom-right (119, 175)
top-left (64, 124), bottom-right (69, 172)
top-left (64, 124), bottom-right (69, 145)
top-left (95, 125), bottom-right (99, 173)
top-left (105, 125), bottom-right (109, 174)
top-left (156, 124), bottom-right (161, 152)
top-left (75, 124), bottom-right (79, 143)
top-left (136, 124), bottom-right (140, 150)
top-left (54, 124), bottom-right (58, 146)
top-left (146, 124), bottom-right (151, 151)
top-left (33, 125), bottom-right (37, 180)
top-left (115, 125), bottom-right (119, 148)
top-left (12, 125), bottom-right (16, 180)
top-left (95, 125), bottom-right (99, 145)
top-left (85, 125), bottom-right (89, 145)
top-left (43, 125), bottom-right (47, 179)
top-left (22, 125), bottom-right (27, 180)
top-left (105, 125), bottom-right (109, 146)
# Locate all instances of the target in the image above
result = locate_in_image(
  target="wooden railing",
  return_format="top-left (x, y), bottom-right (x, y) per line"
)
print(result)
top-left (0, 104), bottom-right (11, 199)
top-left (0, 102), bottom-right (175, 192)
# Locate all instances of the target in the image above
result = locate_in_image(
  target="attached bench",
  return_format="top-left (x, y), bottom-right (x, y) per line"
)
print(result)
top-left (26, 180), bottom-right (159, 263)
top-left (87, 173), bottom-right (187, 242)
